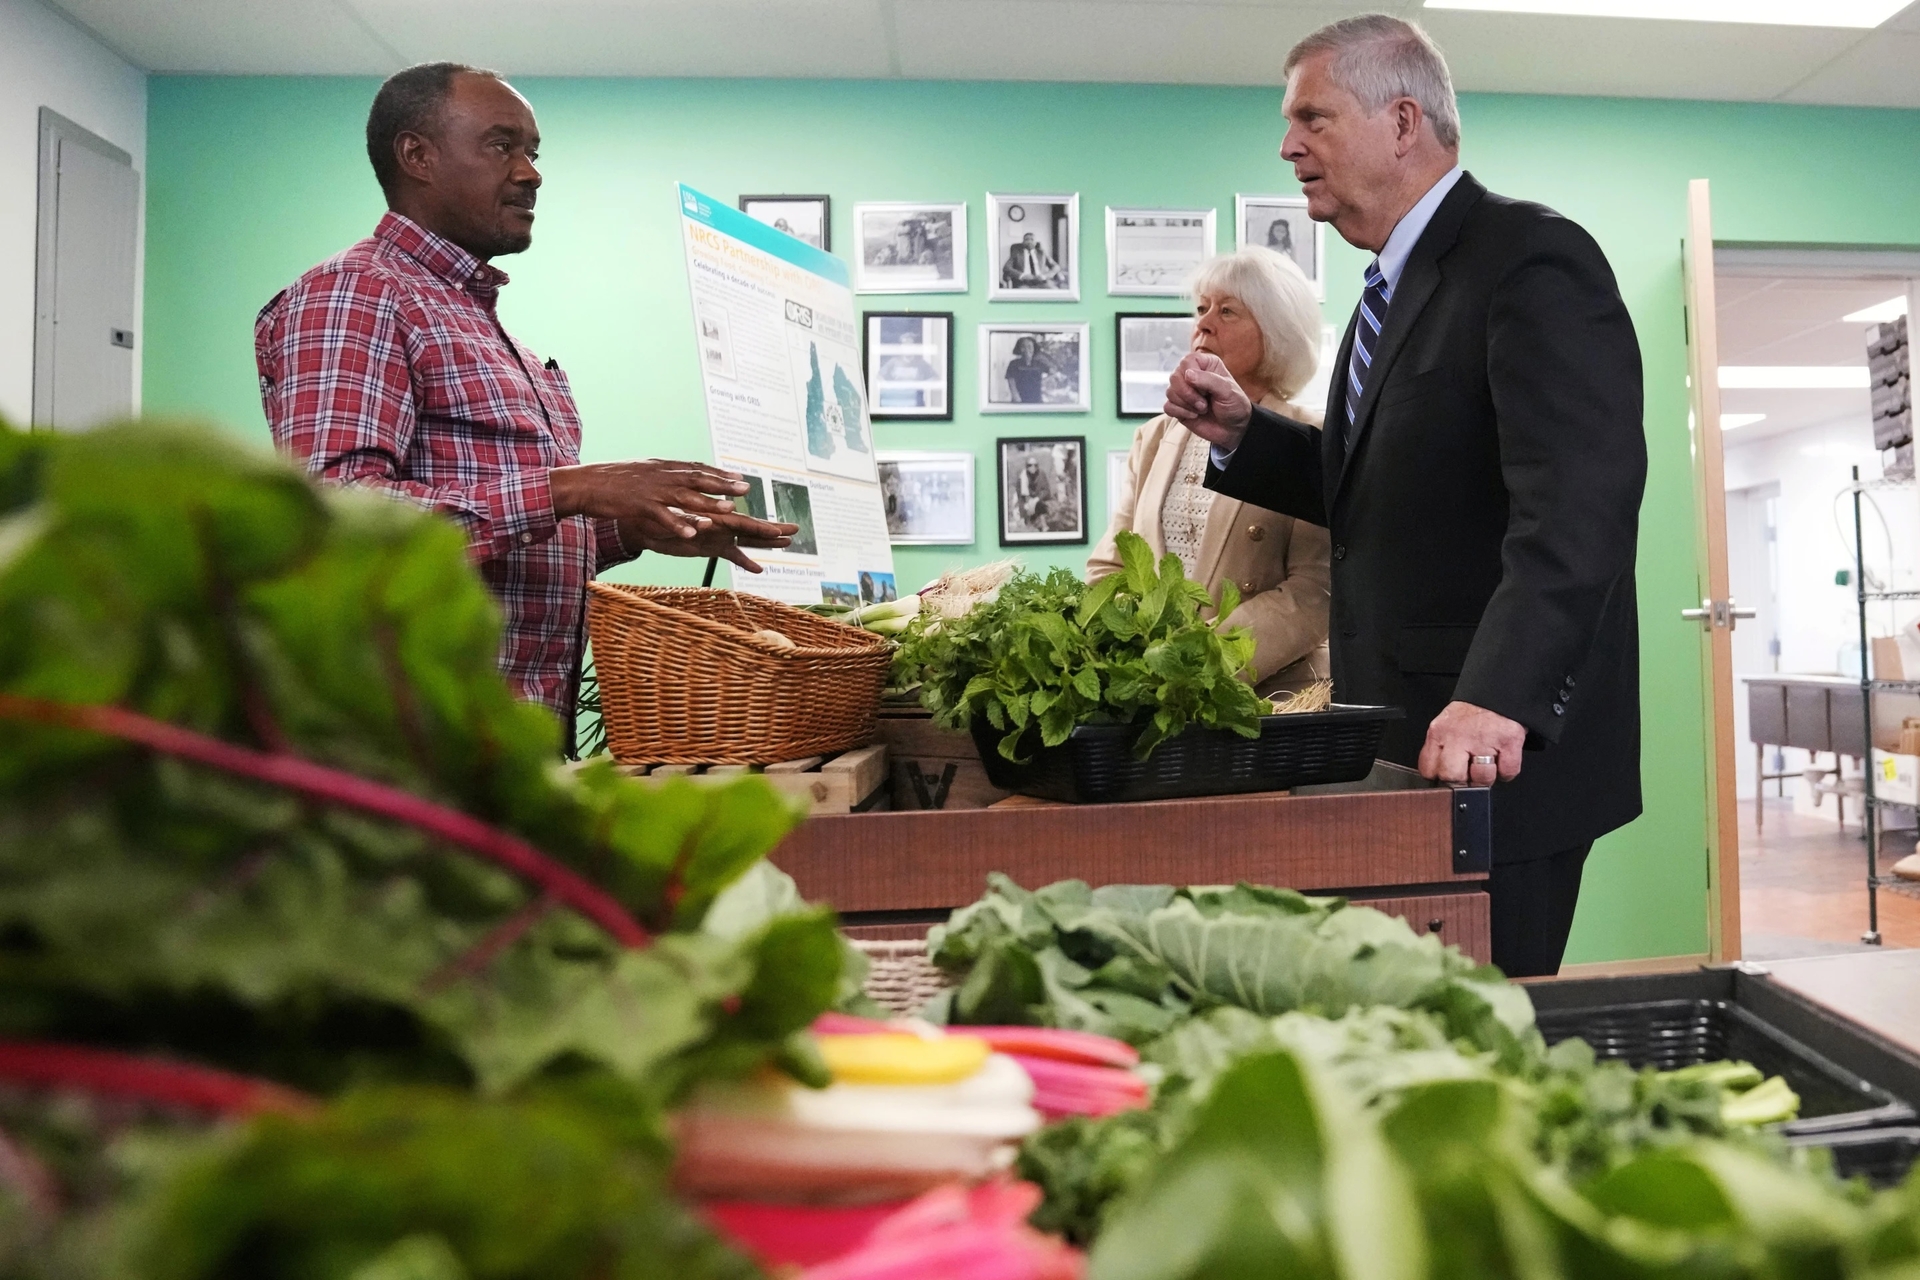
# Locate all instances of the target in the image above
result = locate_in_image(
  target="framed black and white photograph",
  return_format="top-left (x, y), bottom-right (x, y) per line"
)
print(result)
top-left (988, 193), bottom-right (1079, 302)
top-left (863, 312), bottom-right (953, 421)
top-left (1114, 312), bottom-right (1196, 418)
top-left (1105, 207), bottom-right (1215, 296)
top-left (979, 322), bottom-right (1090, 414)
top-left (738, 194), bottom-right (830, 250)
top-left (877, 450), bottom-right (975, 546)
top-left (852, 202), bottom-right (966, 294)
top-left (1235, 194), bottom-right (1323, 298)
top-left (997, 436), bottom-right (1088, 546)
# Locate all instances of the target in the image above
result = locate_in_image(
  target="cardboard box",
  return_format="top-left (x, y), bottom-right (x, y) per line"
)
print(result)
top-left (1875, 636), bottom-right (1904, 681)
top-left (1873, 749), bottom-right (1920, 808)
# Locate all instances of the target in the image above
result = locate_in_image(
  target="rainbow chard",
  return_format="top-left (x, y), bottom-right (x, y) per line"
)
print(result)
top-left (0, 421), bottom-right (841, 1102)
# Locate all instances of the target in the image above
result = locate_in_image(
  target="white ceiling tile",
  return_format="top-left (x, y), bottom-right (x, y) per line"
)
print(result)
top-left (46, 0), bottom-right (402, 73)
top-left (349, 0), bottom-right (894, 78)
top-left (1716, 273), bottom-right (1898, 443)
top-left (1417, 9), bottom-right (1861, 99)
top-left (892, 0), bottom-right (1358, 83)
top-left (37, 0), bottom-right (1920, 106)
top-left (1777, 29), bottom-right (1920, 106)
top-left (1879, 0), bottom-right (1920, 31)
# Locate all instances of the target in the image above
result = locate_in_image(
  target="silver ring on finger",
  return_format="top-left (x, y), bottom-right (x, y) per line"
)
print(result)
top-left (1471, 754), bottom-right (1496, 766)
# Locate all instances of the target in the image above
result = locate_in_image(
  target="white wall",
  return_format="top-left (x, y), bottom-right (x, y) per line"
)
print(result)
top-left (0, 0), bottom-right (146, 425)
top-left (1724, 416), bottom-right (1920, 796)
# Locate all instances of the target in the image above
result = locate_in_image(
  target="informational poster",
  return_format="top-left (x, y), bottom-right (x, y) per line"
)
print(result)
top-left (676, 183), bottom-right (898, 606)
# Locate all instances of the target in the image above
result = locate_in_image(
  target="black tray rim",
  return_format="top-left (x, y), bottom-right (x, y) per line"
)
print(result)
top-left (1535, 991), bottom-right (1917, 1134)
top-left (1056, 702), bottom-right (1406, 743)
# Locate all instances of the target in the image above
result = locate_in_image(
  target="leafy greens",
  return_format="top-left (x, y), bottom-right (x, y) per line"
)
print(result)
top-left (0, 421), bottom-right (841, 1101)
top-left (892, 531), bottom-right (1268, 759)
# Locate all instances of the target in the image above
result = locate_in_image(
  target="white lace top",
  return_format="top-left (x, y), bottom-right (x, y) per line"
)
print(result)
top-left (1159, 429), bottom-right (1215, 579)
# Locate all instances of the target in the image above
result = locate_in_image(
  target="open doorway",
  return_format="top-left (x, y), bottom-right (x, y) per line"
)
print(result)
top-left (1715, 261), bottom-right (1920, 959)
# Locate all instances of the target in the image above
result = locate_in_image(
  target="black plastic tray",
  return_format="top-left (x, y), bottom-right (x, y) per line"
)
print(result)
top-left (1535, 996), bottom-right (1910, 1134)
top-left (1531, 969), bottom-right (1920, 1142)
top-left (1787, 1126), bottom-right (1920, 1187)
top-left (969, 704), bottom-right (1403, 804)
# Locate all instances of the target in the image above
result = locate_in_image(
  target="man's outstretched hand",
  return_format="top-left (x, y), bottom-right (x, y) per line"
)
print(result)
top-left (550, 459), bottom-right (750, 544)
top-left (622, 510), bottom-right (798, 574)
top-left (1164, 351), bottom-right (1254, 453)
top-left (1418, 700), bottom-right (1527, 787)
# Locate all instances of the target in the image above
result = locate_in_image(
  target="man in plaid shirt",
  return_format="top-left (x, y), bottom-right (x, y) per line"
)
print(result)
top-left (258, 63), bottom-right (792, 735)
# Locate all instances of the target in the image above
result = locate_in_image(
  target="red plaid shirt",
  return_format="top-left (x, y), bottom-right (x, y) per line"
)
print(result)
top-left (256, 212), bottom-right (630, 721)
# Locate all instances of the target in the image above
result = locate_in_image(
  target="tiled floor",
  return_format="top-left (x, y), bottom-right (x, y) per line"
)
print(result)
top-left (1740, 794), bottom-right (1920, 960)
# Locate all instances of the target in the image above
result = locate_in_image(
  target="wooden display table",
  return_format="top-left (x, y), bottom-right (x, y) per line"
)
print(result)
top-left (769, 762), bottom-right (1496, 963)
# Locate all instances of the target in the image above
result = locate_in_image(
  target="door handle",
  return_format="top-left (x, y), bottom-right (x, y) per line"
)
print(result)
top-left (1681, 598), bottom-right (1755, 631)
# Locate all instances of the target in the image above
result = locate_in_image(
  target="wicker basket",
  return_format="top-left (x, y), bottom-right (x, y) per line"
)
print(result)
top-left (587, 584), bottom-right (892, 765)
top-left (855, 938), bottom-right (955, 1016)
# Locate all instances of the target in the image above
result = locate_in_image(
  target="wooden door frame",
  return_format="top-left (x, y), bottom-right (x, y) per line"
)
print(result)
top-left (1683, 178), bottom-right (1742, 964)
top-left (1686, 228), bottom-right (1920, 961)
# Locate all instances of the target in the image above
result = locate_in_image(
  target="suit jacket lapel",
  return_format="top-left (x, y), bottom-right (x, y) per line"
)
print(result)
top-left (1330, 173), bottom-right (1488, 507)
top-left (1323, 314), bottom-right (1358, 511)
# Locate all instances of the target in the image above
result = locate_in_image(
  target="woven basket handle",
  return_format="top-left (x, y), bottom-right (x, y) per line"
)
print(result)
top-left (724, 589), bottom-right (755, 634)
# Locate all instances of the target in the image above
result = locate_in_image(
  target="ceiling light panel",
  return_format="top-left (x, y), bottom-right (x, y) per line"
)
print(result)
top-left (1844, 296), bottom-right (1912, 324)
top-left (1424, 0), bottom-right (1909, 27)
top-left (1719, 366), bottom-right (1871, 389)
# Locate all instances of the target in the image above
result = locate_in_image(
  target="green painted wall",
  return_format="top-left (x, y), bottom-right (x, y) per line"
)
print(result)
top-left (141, 75), bottom-right (1920, 964)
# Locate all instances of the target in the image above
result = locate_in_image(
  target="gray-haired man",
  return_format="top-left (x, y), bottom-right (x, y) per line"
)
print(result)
top-left (1167, 15), bottom-right (1647, 976)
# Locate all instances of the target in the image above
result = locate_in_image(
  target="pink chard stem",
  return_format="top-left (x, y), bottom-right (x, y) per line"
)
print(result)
top-left (0, 694), bottom-right (651, 949)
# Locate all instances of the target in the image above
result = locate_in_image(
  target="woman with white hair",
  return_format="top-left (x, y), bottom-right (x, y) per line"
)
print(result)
top-left (1088, 247), bottom-right (1330, 695)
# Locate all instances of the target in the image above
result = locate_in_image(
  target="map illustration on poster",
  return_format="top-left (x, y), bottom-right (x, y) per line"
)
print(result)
top-left (677, 184), bottom-right (897, 606)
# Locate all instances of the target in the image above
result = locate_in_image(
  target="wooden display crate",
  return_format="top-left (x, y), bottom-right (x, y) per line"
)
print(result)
top-left (605, 744), bottom-right (889, 816)
top-left (873, 708), bottom-right (1009, 811)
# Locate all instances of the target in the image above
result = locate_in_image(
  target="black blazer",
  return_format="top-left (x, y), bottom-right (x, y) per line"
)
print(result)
top-left (1208, 172), bottom-right (1646, 862)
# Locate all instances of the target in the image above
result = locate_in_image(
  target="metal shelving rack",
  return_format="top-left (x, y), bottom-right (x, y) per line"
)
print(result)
top-left (1853, 466), bottom-right (1919, 946)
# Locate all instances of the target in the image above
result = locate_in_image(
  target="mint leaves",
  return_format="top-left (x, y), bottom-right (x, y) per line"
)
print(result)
top-left (894, 531), bottom-right (1267, 760)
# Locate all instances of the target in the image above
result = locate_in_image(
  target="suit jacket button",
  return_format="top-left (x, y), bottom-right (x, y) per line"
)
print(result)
top-left (1247, 525), bottom-right (1266, 542)
top-left (1552, 702), bottom-right (1565, 716)
top-left (1333, 544), bottom-right (1346, 560)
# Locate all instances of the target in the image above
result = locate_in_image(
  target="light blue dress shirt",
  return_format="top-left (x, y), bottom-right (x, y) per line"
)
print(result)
top-left (1211, 165), bottom-right (1466, 469)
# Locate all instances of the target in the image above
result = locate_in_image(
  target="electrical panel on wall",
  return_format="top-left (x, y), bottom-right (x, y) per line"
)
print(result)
top-left (1869, 315), bottom-right (1912, 480)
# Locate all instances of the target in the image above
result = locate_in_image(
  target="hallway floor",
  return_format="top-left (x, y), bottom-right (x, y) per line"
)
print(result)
top-left (1740, 795), bottom-right (1920, 960)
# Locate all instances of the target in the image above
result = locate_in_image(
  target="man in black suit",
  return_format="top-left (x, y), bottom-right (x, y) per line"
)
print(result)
top-left (1168, 14), bottom-right (1646, 976)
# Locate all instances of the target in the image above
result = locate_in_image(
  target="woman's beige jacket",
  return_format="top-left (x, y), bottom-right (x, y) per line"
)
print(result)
top-left (1087, 393), bottom-right (1332, 696)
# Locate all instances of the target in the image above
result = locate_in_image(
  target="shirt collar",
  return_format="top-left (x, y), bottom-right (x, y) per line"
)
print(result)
top-left (1372, 165), bottom-right (1464, 298)
top-left (374, 211), bottom-right (511, 296)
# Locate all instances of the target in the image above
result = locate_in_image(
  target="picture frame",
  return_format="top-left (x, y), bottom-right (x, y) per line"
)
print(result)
top-left (1234, 194), bottom-right (1324, 299)
top-left (1105, 206), bottom-right (1216, 296)
top-left (1114, 312), bottom-right (1196, 419)
top-left (863, 312), bottom-right (953, 421)
top-left (852, 202), bottom-right (967, 294)
top-left (979, 322), bottom-right (1091, 414)
top-left (988, 192), bottom-right (1080, 302)
top-left (998, 436), bottom-right (1089, 546)
top-left (737, 194), bottom-right (831, 251)
top-left (877, 450), bottom-right (975, 546)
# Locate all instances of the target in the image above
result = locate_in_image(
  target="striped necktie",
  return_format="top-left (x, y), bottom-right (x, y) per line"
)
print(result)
top-left (1345, 260), bottom-right (1391, 449)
